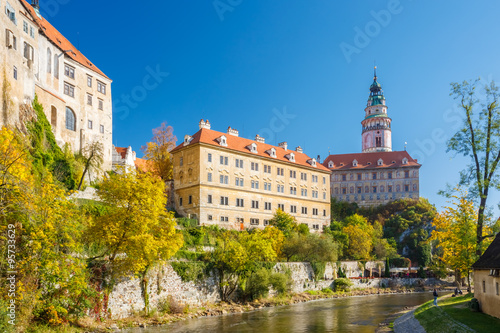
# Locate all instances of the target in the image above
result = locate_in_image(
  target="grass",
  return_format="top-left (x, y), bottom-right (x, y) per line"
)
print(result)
top-left (414, 293), bottom-right (500, 333)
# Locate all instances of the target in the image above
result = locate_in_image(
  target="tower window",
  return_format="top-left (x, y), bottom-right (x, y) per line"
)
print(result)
top-left (376, 137), bottom-right (382, 147)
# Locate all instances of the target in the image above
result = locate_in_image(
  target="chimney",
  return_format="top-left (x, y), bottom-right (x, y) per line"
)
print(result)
top-left (255, 134), bottom-right (265, 143)
top-left (199, 119), bottom-right (211, 130)
top-left (227, 126), bottom-right (239, 137)
top-left (317, 155), bottom-right (321, 163)
top-left (278, 142), bottom-right (287, 151)
top-left (295, 146), bottom-right (303, 153)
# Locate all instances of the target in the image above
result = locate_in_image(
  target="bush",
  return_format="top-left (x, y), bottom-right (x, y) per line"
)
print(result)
top-left (321, 287), bottom-right (334, 294)
top-left (311, 261), bottom-right (326, 281)
top-left (170, 261), bottom-right (208, 282)
top-left (417, 266), bottom-right (426, 278)
top-left (333, 278), bottom-right (353, 292)
top-left (246, 268), bottom-right (270, 300)
top-left (337, 266), bottom-right (347, 278)
top-left (269, 272), bottom-right (289, 295)
top-left (158, 295), bottom-right (187, 314)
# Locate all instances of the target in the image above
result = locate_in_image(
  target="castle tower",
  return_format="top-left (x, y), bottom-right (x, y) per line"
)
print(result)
top-left (361, 67), bottom-right (392, 152)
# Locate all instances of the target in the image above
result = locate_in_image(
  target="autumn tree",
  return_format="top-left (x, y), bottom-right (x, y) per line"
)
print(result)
top-left (0, 127), bottom-right (93, 328)
top-left (88, 171), bottom-right (183, 312)
top-left (342, 214), bottom-right (374, 260)
top-left (430, 189), bottom-right (494, 288)
top-left (447, 79), bottom-right (500, 254)
top-left (77, 141), bottom-right (103, 190)
top-left (210, 227), bottom-right (280, 301)
top-left (141, 122), bottom-right (177, 181)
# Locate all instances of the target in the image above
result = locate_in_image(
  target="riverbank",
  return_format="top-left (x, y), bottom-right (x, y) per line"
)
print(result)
top-left (408, 293), bottom-right (500, 333)
top-left (58, 286), bottom-right (439, 332)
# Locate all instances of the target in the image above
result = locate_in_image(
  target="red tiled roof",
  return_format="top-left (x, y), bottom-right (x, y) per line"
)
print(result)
top-left (20, 0), bottom-right (109, 79)
top-left (134, 157), bottom-right (153, 173)
top-left (114, 146), bottom-right (128, 159)
top-left (172, 127), bottom-right (330, 172)
top-left (322, 151), bottom-right (420, 171)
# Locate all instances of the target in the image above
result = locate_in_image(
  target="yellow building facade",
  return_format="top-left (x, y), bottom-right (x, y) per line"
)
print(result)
top-left (171, 120), bottom-right (331, 232)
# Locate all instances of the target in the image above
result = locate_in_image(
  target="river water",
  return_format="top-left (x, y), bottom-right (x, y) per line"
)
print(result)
top-left (124, 292), bottom-right (437, 333)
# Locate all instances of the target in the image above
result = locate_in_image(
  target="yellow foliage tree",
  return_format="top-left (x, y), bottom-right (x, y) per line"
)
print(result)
top-left (210, 229), bottom-right (281, 301)
top-left (430, 189), bottom-right (492, 288)
top-left (89, 171), bottom-right (183, 313)
top-left (342, 214), bottom-right (374, 260)
top-left (141, 122), bottom-right (177, 181)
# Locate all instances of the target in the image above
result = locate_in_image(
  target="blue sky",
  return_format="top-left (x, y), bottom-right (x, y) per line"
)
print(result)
top-left (41, 0), bottom-right (500, 214)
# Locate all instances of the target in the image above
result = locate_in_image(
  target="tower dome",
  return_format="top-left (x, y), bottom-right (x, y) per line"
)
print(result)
top-left (361, 67), bottom-right (392, 153)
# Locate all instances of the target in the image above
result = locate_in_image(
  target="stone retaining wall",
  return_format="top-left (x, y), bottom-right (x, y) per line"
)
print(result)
top-left (106, 261), bottom-right (438, 319)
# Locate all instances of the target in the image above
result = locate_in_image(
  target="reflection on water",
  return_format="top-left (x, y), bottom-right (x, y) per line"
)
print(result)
top-left (124, 292), bottom-right (436, 333)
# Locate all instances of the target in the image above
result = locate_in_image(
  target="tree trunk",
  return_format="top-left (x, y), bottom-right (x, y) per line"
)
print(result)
top-left (476, 195), bottom-right (487, 255)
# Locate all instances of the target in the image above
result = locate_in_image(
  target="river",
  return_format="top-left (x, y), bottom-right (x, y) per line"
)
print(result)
top-left (124, 292), bottom-right (438, 333)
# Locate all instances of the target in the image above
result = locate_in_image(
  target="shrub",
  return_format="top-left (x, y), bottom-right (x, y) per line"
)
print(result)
top-left (417, 266), bottom-right (426, 278)
top-left (337, 266), bottom-right (347, 278)
top-left (158, 295), bottom-right (187, 314)
top-left (311, 261), bottom-right (326, 281)
top-left (333, 278), bottom-right (353, 292)
top-left (269, 272), bottom-right (289, 295)
top-left (246, 268), bottom-right (270, 300)
top-left (170, 261), bottom-right (208, 282)
top-left (321, 287), bottom-right (334, 294)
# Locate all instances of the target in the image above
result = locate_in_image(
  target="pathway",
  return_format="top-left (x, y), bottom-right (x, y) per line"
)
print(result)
top-left (393, 307), bottom-right (425, 333)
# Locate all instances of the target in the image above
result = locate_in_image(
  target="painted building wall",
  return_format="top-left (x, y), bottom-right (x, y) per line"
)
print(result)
top-left (0, 1), bottom-right (113, 170)
top-left (474, 270), bottom-right (500, 319)
top-left (330, 167), bottom-right (420, 207)
top-left (172, 135), bottom-right (331, 232)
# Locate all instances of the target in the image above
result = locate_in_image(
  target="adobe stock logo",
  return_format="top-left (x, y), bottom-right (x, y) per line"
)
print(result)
top-left (113, 65), bottom-right (170, 121)
top-left (339, 0), bottom-right (407, 64)
top-left (213, 0), bottom-right (243, 21)
top-left (257, 107), bottom-right (297, 145)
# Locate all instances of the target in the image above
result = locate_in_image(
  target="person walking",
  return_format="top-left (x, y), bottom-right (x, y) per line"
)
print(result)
top-left (433, 289), bottom-right (438, 306)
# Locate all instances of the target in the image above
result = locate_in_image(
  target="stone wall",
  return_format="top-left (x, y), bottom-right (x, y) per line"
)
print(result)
top-left (107, 264), bottom-right (219, 319)
top-left (106, 260), bottom-right (435, 319)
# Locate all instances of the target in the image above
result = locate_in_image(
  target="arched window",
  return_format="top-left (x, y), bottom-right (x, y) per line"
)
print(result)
top-left (65, 107), bottom-right (75, 131)
top-left (47, 48), bottom-right (51, 73)
top-left (54, 54), bottom-right (59, 78)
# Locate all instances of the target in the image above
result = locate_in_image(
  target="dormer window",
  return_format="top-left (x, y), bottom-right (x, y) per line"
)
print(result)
top-left (308, 158), bottom-right (317, 167)
top-left (328, 161), bottom-right (334, 168)
top-left (353, 159), bottom-right (358, 167)
top-left (184, 135), bottom-right (192, 145)
top-left (402, 157), bottom-right (408, 165)
top-left (247, 143), bottom-right (258, 153)
top-left (367, 162), bottom-right (371, 165)
top-left (286, 152), bottom-right (295, 162)
top-left (217, 135), bottom-right (228, 147)
top-left (266, 147), bottom-right (277, 158)
top-left (377, 158), bottom-right (383, 166)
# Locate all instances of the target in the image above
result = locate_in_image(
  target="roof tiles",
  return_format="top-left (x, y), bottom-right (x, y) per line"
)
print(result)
top-left (322, 151), bottom-right (420, 170)
top-left (172, 127), bottom-right (330, 172)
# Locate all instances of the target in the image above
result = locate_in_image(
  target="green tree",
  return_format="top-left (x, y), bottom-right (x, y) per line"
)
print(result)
top-left (447, 79), bottom-right (500, 254)
top-left (268, 208), bottom-right (299, 237)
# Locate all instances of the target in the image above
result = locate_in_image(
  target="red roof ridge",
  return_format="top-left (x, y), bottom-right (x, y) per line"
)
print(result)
top-left (322, 150), bottom-right (421, 170)
top-left (172, 127), bottom-right (329, 172)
